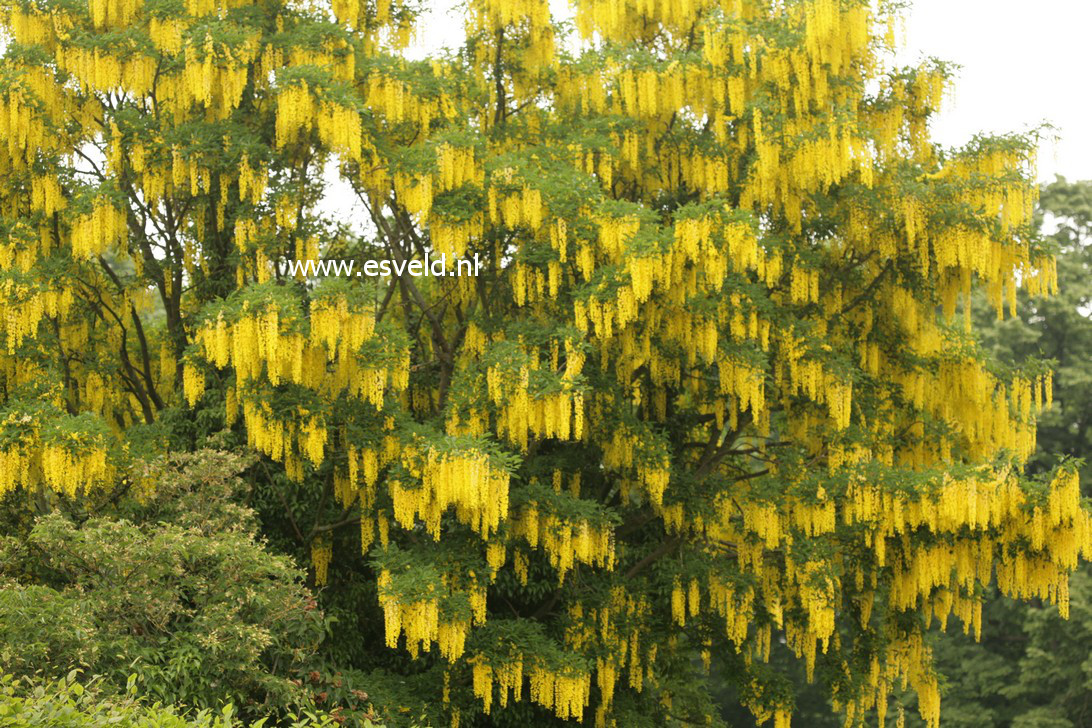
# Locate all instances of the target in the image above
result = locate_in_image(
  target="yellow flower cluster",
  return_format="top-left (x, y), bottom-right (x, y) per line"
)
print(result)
top-left (173, 40), bottom-right (259, 118)
top-left (676, 217), bottom-right (762, 278)
top-left (686, 463), bottom-right (1090, 726)
top-left (363, 73), bottom-right (454, 132)
top-left (484, 344), bottom-right (586, 450)
top-left (316, 101), bottom-right (363, 161)
top-left (166, 148), bottom-right (214, 198)
top-left (469, 658), bottom-right (516, 713)
top-left (364, 75), bottom-right (410, 123)
top-left (529, 665), bottom-right (591, 721)
top-left (562, 588), bottom-right (656, 714)
top-left (330, 0), bottom-right (364, 29)
top-left (717, 357), bottom-right (766, 420)
top-left (670, 576), bottom-right (703, 627)
top-left (601, 426), bottom-right (670, 505)
top-left (43, 444), bottom-right (110, 496)
top-left (391, 170), bottom-right (432, 219)
top-left (487, 182), bottom-right (543, 231)
top-left (80, 371), bottom-right (116, 416)
top-left (850, 470), bottom-right (1091, 616)
top-left (289, 40), bottom-right (356, 83)
top-left (568, 214), bottom-right (768, 361)
top-left (831, 634), bottom-right (940, 728)
top-left (70, 198), bottom-right (126, 260)
top-left (328, 0), bottom-right (398, 30)
top-left (0, 91), bottom-right (43, 169)
top-left (236, 156), bottom-right (267, 206)
top-left (510, 502), bottom-right (614, 582)
top-left (435, 144), bottom-right (481, 192)
top-left (311, 537), bottom-right (332, 586)
top-left (396, 445), bottom-right (511, 537)
top-left (57, 46), bottom-right (155, 96)
top-left (775, 329), bottom-right (857, 433)
top-left (471, 651), bottom-right (591, 720)
top-left (309, 296), bottom-right (376, 361)
top-left (558, 0), bottom-right (882, 217)
top-left (494, 384), bottom-right (585, 450)
top-left (477, 0), bottom-right (549, 29)
top-left (380, 584), bottom-right (438, 656)
top-left (149, 17), bottom-right (185, 54)
top-left (510, 260), bottom-right (564, 307)
top-left (30, 174), bottom-right (65, 216)
top-left (793, 560), bottom-right (837, 648)
top-left (948, 149), bottom-right (1037, 231)
top-left (190, 290), bottom-right (408, 484)
top-left (429, 215), bottom-right (483, 259)
top-left (275, 83), bottom-right (362, 161)
top-left (5, 6), bottom-right (54, 47)
top-left (575, 0), bottom-right (721, 41)
top-left (88, 0), bottom-right (141, 30)
top-left (572, 290), bottom-right (640, 342)
top-left (240, 398), bottom-right (327, 480)
top-left (747, 116), bottom-right (875, 233)
top-left (335, 445), bottom-right (377, 506)
top-left (882, 356), bottom-right (1043, 466)
top-left (707, 579), bottom-right (756, 649)
top-left (377, 569), bottom-right (477, 660)
top-left (182, 362), bottom-right (205, 406)
top-left (0, 436), bottom-right (109, 498)
top-left (195, 304), bottom-right (314, 387)
top-left (0, 280), bottom-right (72, 353)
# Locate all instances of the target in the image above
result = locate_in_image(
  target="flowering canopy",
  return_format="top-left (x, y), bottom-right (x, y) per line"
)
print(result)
top-left (0, 0), bottom-right (1088, 724)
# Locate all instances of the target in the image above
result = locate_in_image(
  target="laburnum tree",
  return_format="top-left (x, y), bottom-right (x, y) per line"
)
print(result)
top-left (0, 0), bottom-right (1089, 724)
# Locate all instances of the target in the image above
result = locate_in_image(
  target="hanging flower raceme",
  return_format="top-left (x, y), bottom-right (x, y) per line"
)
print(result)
top-left (0, 406), bottom-right (113, 497)
top-left (601, 422), bottom-right (671, 506)
top-left (509, 486), bottom-right (616, 583)
top-left (69, 196), bottom-right (126, 260)
top-left (469, 645), bottom-right (591, 720)
top-left (308, 289), bottom-right (377, 363)
top-left (175, 32), bottom-right (260, 118)
top-left (395, 438), bottom-right (513, 538)
top-left (487, 175), bottom-right (544, 232)
top-left (275, 79), bottom-right (362, 161)
top-left (0, 278), bottom-right (73, 354)
top-left (476, 338), bottom-right (587, 451)
top-left (374, 554), bottom-right (478, 661)
top-left (363, 69), bottom-right (456, 131)
top-left (435, 142), bottom-right (482, 192)
top-left (194, 299), bottom-right (308, 386)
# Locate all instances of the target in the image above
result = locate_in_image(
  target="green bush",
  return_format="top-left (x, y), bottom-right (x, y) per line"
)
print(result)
top-left (0, 672), bottom-right (239, 728)
top-left (0, 672), bottom-right (360, 727)
top-left (0, 451), bottom-right (379, 725)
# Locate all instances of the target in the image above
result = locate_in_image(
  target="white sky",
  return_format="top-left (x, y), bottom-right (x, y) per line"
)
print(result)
top-left (899, 0), bottom-right (1092, 182)
top-left (407, 1), bottom-right (1092, 183)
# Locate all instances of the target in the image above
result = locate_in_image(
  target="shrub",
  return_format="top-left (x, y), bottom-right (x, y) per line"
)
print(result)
top-left (0, 451), bottom-right (377, 725)
top-left (0, 672), bottom-right (357, 727)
